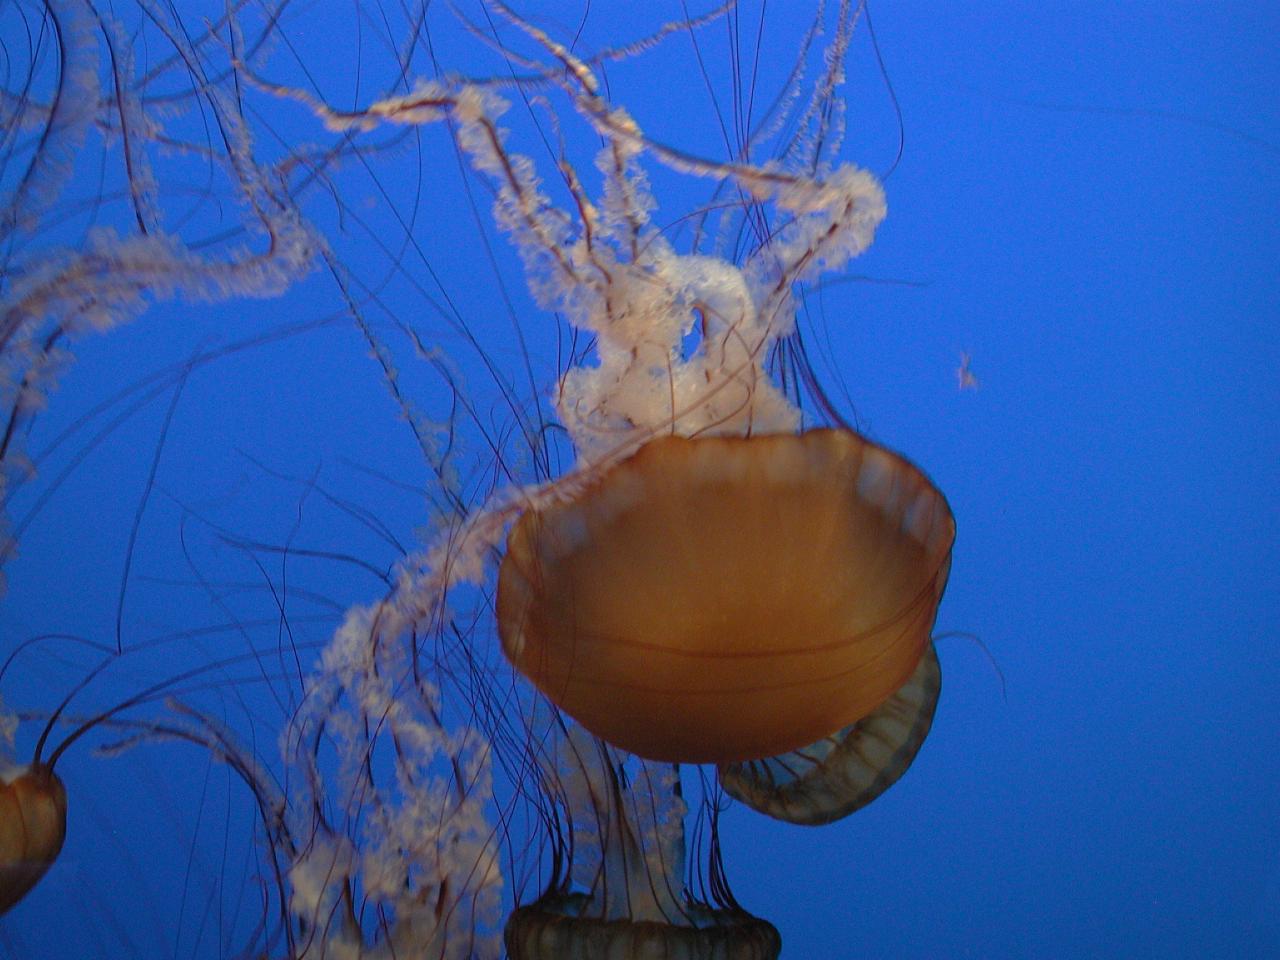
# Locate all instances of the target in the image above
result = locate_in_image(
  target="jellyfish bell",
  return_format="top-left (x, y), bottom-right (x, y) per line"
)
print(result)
top-left (496, 428), bottom-right (954, 765)
top-left (503, 724), bottom-right (785, 960)
top-left (0, 762), bottom-right (67, 915)
top-left (505, 900), bottom-right (782, 960)
top-left (719, 641), bottom-right (943, 826)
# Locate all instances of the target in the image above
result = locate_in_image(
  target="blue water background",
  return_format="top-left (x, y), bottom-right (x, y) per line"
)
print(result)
top-left (0, 3), bottom-right (1276, 958)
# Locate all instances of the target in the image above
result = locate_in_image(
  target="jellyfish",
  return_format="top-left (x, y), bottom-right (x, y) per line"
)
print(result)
top-left (0, 1), bottom-right (952, 957)
top-left (497, 429), bottom-right (953, 765)
top-left (0, 762), bottom-right (65, 916)
top-left (719, 642), bottom-right (943, 826)
top-left (269, 3), bottom-right (953, 955)
top-left (0, 0), bottom-right (316, 925)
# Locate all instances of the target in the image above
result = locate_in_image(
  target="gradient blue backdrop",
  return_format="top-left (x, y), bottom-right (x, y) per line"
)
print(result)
top-left (1, 3), bottom-right (1276, 958)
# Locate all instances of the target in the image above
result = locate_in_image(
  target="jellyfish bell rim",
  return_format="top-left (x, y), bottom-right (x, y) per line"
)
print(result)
top-left (719, 641), bottom-right (944, 825)
top-left (504, 894), bottom-right (782, 960)
top-left (496, 427), bottom-right (955, 764)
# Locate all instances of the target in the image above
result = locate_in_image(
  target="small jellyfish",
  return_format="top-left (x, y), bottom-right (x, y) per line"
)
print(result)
top-left (503, 730), bottom-right (783, 960)
top-left (0, 763), bottom-right (66, 915)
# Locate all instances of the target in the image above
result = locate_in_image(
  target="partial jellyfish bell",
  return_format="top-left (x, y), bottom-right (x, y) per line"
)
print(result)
top-left (719, 643), bottom-right (942, 825)
top-left (0, 763), bottom-right (67, 914)
top-left (506, 900), bottom-right (782, 960)
top-left (497, 428), bottom-right (954, 764)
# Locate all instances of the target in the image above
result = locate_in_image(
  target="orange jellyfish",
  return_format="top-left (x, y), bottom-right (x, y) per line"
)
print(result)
top-left (0, 763), bottom-right (66, 915)
top-left (0, 648), bottom-right (254, 918)
top-left (501, 715), bottom-right (786, 960)
top-left (0, 1), bottom-right (957, 955)
top-left (720, 640), bottom-right (943, 825)
top-left (278, 5), bottom-right (957, 956)
top-left (497, 428), bottom-right (954, 765)
top-left (0, 675), bottom-right (76, 917)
